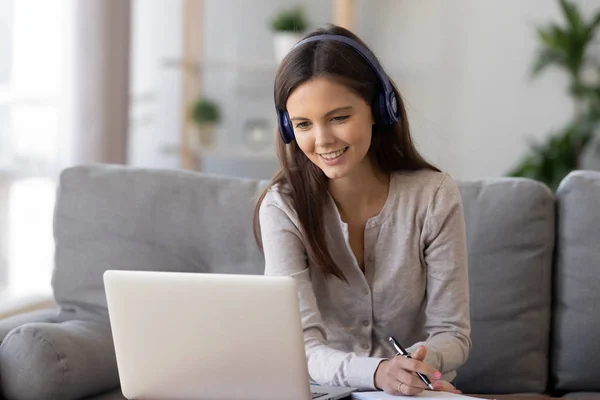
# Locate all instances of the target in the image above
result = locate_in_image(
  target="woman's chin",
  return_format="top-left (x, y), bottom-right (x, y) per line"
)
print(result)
top-left (320, 165), bottom-right (350, 180)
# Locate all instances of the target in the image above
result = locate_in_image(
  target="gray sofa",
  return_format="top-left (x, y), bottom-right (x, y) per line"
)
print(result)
top-left (0, 164), bottom-right (598, 400)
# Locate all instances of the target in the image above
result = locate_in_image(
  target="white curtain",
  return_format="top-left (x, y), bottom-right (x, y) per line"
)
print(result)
top-left (0, 0), bottom-right (131, 297)
top-left (65, 0), bottom-right (131, 167)
top-left (0, 0), bottom-right (130, 177)
top-left (0, 0), bottom-right (67, 177)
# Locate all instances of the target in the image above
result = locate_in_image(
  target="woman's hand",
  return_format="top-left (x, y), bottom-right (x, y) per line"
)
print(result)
top-left (374, 346), bottom-right (442, 396)
top-left (432, 379), bottom-right (462, 394)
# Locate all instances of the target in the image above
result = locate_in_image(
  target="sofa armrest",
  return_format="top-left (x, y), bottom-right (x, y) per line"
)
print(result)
top-left (0, 320), bottom-right (119, 400)
top-left (0, 292), bottom-right (56, 320)
top-left (0, 309), bottom-right (59, 343)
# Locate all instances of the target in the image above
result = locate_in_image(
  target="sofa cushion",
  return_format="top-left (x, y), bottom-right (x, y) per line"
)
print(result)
top-left (0, 309), bottom-right (59, 343)
top-left (2, 165), bottom-right (267, 400)
top-left (552, 171), bottom-right (600, 392)
top-left (52, 164), bottom-right (267, 322)
top-left (561, 393), bottom-right (600, 400)
top-left (454, 178), bottom-right (555, 394)
top-left (82, 388), bottom-right (126, 400)
top-left (0, 320), bottom-right (117, 400)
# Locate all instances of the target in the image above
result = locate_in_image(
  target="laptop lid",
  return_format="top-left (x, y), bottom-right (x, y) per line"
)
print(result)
top-left (104, 270), bottom-right (313, 400)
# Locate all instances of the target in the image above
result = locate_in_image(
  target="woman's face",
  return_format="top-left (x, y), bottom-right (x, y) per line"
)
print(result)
top-left (285, 76), bottom-right (374, 181)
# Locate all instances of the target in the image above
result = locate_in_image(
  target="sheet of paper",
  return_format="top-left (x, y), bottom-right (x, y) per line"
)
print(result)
top-left (351, 389), bottom-right (492, 400)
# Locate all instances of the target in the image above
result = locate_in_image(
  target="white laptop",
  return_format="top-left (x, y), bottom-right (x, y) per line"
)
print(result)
top-left (103, 270), bottom-right (357, 400)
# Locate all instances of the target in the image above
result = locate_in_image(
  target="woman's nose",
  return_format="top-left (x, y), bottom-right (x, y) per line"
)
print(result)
top-left (314, 125), bottom-right (335, 148)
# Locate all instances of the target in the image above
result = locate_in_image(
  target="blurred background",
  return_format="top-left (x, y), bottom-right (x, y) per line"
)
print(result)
top-left (1, 0), bottom-right (599, 309)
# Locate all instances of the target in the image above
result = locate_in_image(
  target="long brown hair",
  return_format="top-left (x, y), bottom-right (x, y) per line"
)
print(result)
top-left (253, 24), bottom-right (439, 282)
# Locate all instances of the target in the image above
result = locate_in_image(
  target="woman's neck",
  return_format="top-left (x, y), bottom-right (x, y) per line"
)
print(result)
top-left (328, 161), bottom-right (390, 223)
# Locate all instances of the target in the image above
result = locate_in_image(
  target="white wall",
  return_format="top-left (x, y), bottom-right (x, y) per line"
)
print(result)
top-left (0, 0), bottom-right (13, 84)
top-left (355, 0), bottom-right (592, 179)
top-left (127, 0), bottom-right (598, 180)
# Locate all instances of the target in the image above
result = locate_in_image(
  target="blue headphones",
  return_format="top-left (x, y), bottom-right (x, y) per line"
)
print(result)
top-left (275, 34), bottom-right (401, 144)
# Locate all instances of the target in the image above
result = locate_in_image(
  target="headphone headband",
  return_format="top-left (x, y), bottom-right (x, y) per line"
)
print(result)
top-left (292, 35), bottom-right (395, 98)
top-left (275, 34), bottom-right (400, 144)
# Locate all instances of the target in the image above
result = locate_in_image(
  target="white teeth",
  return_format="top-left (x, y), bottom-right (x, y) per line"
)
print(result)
top-left (320, 147), bottom-right (347, 160)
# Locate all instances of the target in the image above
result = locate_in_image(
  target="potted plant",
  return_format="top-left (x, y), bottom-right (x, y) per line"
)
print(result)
top-left (507, 0), bottom-right (600, 190)
top-left (270, 6), bottom-right (308, 63)
top-left (190, 97), bottom-right (221, 151)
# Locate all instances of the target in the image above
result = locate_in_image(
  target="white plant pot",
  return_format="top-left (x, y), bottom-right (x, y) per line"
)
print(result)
top-left (188, 123), bottom-right (216, 154)
top-left (273, 32), bottom-right (304, 63)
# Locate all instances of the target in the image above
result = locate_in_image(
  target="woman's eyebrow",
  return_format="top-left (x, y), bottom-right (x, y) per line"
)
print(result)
top-left (290, 106), bottom-right (353, 121)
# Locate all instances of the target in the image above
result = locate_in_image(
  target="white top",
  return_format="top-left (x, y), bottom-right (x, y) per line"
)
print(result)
top-left (259, 169), bottom-right (472, 390)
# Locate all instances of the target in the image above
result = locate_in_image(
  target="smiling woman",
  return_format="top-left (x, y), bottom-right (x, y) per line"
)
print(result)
top-left (253, 24), bottom-right (470, 397)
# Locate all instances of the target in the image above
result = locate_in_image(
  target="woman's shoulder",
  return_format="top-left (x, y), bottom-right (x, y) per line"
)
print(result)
top-left (385, 169), bottom-right (462, 229)
top-left (260, 182), bottom-right (297, 218)
top-left (392, 168), bottom-right (458, 195)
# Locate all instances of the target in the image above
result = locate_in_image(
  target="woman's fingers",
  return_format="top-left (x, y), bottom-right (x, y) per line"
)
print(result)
top-left (389, 353), bottom-right (441, 382)
top-left (393, 380), bottom-right (426, 396)
top-left (395, 367), bottom-right (434, 389)
top-left (412, 345), bottom-right (427, 361)
top-left (376, 346), bottom-right (447, 396)
top-left (433, 380), bottom-right (462, 394)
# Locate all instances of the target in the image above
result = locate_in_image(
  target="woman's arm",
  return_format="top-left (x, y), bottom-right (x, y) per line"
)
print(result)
top-left (410, 175), bottom-right (472, 373)
top-left (259, 199), bottom-right (385, 389)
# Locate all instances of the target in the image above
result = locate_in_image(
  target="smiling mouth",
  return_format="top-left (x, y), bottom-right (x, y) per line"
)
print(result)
top-left (319, 147), bottom-right (349, 160)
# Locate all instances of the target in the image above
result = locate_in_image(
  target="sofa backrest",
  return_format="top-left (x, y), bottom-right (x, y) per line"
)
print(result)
top-left (552, 171), bottom-right (600, 393)
top-left (52, 165), bottom-right (267, 322)
top-left (455, 178), bottom-right (555, 394)
top-left (52, 164), bottom-right (600, 395)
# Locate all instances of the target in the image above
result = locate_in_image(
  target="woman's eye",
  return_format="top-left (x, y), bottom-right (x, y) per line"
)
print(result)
top-left (295, 122), bottom-right (310, 130)
top-left (331, 115), bottom-right (350, 122)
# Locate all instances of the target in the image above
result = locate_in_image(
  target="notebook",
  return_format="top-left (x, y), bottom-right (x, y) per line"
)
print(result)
top-left (351, 390), bottom-right (492, 400)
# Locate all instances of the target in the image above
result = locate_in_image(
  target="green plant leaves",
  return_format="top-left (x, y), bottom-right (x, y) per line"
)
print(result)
top-left (191, 98), bottom-right (221, 125)
top-left (270, 6), bottom-right (307, 33)
top-left (510, 0), bottom-right (600, 190)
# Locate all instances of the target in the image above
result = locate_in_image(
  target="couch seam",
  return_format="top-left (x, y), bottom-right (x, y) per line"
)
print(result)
top-left (30, 329), bottom-right (67, 394)
top-left (0, 328), bottom-right (19, 352)
top-left (0, 327), bottom-right (67, 396)
top-left (541, 197), bottom-right (556, 394)
top-left (547, 191), bottom-right (562, 394)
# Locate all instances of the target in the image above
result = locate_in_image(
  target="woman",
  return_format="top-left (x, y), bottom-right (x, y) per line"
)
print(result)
top-left (254, 24), bottom-right (471, 396)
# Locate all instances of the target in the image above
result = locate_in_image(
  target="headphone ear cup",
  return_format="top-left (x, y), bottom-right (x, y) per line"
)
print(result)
top-left (281, 110), bottom-right (296, 144)
top-left (284, 110), bottom-right (295, 143)
top-left (374, 92), bottom-right (401, 126)
top-left (388, 92), bottom-right (400, 123)
top-left (376, 93), bottom-right (390, 125)
top-left (277, 110), bottom-right (294, 144)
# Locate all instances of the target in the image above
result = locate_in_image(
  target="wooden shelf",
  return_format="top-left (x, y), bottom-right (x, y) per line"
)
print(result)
top-left (179, 0), bottom-right (355, 171)
top-left (334, 0), bottom-right (354, 30)
top-left (180, 0), bottom-right (204, 170)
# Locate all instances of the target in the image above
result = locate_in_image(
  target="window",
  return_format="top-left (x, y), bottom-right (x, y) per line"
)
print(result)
top-left (0, 0), bottom-right (72, 296)
top-left (0, 0), bottom-right (71, 177)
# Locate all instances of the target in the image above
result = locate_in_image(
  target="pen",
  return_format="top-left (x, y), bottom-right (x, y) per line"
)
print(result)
top-left (388, 336), bottom-right (434, 390)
